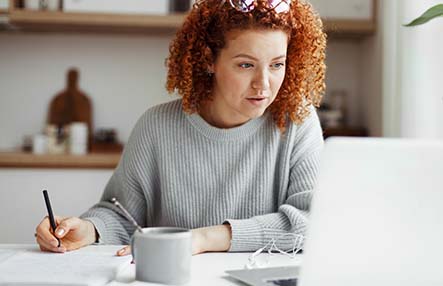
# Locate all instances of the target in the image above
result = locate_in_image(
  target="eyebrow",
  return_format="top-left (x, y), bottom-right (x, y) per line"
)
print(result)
top-left (232, 54), bottom-right (286, 61)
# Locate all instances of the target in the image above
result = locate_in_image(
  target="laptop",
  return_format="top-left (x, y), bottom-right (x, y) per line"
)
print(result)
top-left (227, 137), bottom-right (443, 286)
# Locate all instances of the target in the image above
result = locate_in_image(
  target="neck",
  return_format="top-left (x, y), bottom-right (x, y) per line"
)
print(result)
top-left (199, 99), bottom-right (249, 129)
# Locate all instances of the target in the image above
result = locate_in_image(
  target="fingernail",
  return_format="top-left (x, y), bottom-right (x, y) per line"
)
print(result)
top-left (51, 240), bottom-right (59, 247)
top-left (56, 228), bottom-right (65, 236)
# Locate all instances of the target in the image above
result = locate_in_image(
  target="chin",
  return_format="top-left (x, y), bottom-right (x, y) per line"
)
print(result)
top-left (246, 109), bottom-right (266, 119)
top-left (237, 102), bottom-right (269, 121)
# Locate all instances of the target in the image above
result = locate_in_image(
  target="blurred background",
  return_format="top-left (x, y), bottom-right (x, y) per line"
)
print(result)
top-left (0, 0), bottom-right (442, 243)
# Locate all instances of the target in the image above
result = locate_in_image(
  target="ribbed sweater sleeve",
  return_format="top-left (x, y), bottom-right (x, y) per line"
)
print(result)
top-left (80, 111), bottom-right (156, 244)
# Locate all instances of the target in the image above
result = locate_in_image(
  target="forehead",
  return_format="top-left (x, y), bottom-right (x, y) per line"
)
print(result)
top-left (221, 29), bottom-right (288, 59)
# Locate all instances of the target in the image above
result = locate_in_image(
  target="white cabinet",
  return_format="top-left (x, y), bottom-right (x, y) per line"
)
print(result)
top-left (0, 169), bottom-right (112, 243)
top-left (63, 0), bottom-right (169, 15)
top-left (308, 0), bottom-right (373, 20)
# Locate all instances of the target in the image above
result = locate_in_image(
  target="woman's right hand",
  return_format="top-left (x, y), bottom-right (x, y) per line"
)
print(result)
top-left (35, 216), bottom-right (97, 253)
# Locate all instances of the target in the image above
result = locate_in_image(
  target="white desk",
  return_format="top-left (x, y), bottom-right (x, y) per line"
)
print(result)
top-left (0, 244), bottom-right (302, 286)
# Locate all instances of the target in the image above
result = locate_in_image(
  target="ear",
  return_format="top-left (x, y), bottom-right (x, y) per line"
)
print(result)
top-left (203, 46), bottom-right (215, 74)
top-left (207, 63), bottom-right (215, 74)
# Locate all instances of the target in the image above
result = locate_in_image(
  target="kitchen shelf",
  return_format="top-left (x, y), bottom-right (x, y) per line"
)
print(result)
top-left (322, 19), bottom-right (375, 37)
top-left (3, 9), bottom-right (375, 37)
top-left (323, 127), bottom-right (368, 139)
top-left (0, 151), bottom-right (121, 169)
top-left (7, 10), bottom-right (186, 34)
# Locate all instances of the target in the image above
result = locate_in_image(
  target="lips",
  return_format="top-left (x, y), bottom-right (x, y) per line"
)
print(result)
top-left (247, 97), bottom-right (268, 101)
top-left (246, 97), bottom-right (269, 106)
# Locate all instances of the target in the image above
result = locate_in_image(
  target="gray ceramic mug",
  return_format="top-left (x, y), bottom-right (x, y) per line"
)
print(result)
top-left (131, 227), bottom-right (192, 284)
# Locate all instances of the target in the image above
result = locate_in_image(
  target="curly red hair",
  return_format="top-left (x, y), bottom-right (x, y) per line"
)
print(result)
top-left (166, 0), bottom-right (326, 130)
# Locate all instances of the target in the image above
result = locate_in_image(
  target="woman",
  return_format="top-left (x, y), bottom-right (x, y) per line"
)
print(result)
top-left (35, 0), bottom-right (326, 255)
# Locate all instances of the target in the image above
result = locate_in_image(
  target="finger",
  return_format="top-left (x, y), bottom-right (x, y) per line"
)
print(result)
top-left (116, 245), bottom-right (131, 256)
top-left (35, 217), bottom-right (59, 247)
top-left (35, 232), bottom-right (58, 251)
top-left (38, 242), bottom-right (64, 253)
top-left (39, 244), bottom-right (49, 252)
top-left (54, 215), bottom-right (65, 225)
top-left (54, 217), bottom-right (81, 239)
top-left (36, 232), bottom-right (66, 253)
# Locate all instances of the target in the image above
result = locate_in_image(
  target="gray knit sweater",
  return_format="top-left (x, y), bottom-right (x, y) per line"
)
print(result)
top-left (81, 99), bottom-right (324, 252)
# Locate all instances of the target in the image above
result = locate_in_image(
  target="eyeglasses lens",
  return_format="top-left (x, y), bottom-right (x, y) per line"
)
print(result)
top-left (229, 0), bottom-right (291, 13)
top-left (229, 0), bottom-right (255, 12)
top-left (268, 0), bottom-right (291, 13)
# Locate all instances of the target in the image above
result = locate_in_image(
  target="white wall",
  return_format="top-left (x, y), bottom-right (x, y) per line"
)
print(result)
top-left (0, 33), bottom-right (177, 150)
top-left (382, 0), bottom-right (443, 138)
top-left (399, 0), bottom-right (443, 138)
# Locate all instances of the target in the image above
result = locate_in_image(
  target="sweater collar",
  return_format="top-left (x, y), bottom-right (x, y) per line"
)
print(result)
top-left (186, 111), bottom-right (270, 141)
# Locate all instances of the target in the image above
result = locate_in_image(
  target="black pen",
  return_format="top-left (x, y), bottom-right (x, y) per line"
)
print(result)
top-left (43, 190), bottom-right (60, 247)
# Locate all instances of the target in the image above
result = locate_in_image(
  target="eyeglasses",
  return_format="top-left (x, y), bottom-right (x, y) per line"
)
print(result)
top-left (227, 0), bottom-right (291, 14)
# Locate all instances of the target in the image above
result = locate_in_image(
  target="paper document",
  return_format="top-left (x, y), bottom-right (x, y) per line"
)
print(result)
top-left (0, 245), bottom-right (131, 286)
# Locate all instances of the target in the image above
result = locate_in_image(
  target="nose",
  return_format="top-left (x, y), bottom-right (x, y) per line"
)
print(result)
top-left (251, 69), bottom-right (270, 93)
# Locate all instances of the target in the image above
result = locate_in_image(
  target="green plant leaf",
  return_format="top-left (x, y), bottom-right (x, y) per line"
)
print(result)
top-left (404, 4), bottom-right (443, 26)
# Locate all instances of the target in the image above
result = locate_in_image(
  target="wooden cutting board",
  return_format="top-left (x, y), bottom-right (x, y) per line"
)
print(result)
top-left (47, 68), bottom-right (93, 143)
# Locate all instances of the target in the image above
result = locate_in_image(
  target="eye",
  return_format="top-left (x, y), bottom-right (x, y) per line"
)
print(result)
top-left (271, 62), bottom-right (285, 69)
top-left (239, 63), bottom-right (254, 69)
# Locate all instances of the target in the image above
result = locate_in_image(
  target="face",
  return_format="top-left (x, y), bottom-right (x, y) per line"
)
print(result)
top-left (202, 29), bottom-right (288, 128)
